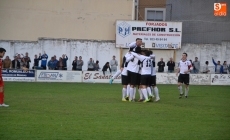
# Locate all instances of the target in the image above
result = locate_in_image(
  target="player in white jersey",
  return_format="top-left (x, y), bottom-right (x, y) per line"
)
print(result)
top-left (131, 50), bottom-right (152, 102)
top-left (149, 51), bottom-right (160, 102)
top-left (176, 53), bottom-right (193, 99)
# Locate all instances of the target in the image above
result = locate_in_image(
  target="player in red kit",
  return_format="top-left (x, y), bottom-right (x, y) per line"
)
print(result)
top-left (0, 48), bottom-right (9, 107)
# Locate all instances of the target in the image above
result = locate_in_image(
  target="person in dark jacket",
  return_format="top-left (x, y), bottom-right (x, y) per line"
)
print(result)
top-left (102, 62), bottom-right (111, 76)
top-left (72, 56), bottom-right (78, 71)
top-left (167, 57), bottom-right (175, 73)
top-left (11, 56), bottom-right (20, 69)
top-left (62, 54), bottom-right (68, 70)
top-left (157, 58), bottom-right (165, 72)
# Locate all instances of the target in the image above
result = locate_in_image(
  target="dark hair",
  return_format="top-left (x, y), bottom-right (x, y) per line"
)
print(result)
top-left (135, 46), bottom-right (142, 54)
top-left (205, 61), bottom-right (209, 64)
top-left (0, 48), bottom-right (6, 53)
top-left (218, 61), bottom-right (220, 63)
top-left (136, 38), bottom-right (142, 41)
top-left (149, 50), bottom-right (153, 55)
top-left (195, 57), bottom-right (198, 59)
top-left (96, 60), bottom-right (99, 64)
top-left (143, 50), bottom-right (150, 56)
top-left (183, 53), bottom-right (187, 57)
top-left (105, 62), bottom-right (109, 65)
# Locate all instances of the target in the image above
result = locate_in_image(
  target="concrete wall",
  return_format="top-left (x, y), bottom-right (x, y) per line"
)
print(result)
top-left (1, 39), bottom-right (229, 72)
top-left (166, 0), bottom-right (230, 44)
top-left (0, 0), bottom-right (133, 41)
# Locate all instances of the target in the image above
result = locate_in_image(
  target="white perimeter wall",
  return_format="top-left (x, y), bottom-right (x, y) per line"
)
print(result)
top-left (0, 39), bottom-right (230, 71)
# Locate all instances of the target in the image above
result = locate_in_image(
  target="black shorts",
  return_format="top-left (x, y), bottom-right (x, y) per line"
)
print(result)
top-left (127, 71), bottom-right (138, 85)
top-left (121, 75), bottom-right (129, 85)
top-left (150, 75), bottom-right (156, 86)
top-left (136, 74), bottom-right (141, 85)
top-left (140, 75), bottom-right (151, 86)
top-left (178, 74), bottom-right (190, 85)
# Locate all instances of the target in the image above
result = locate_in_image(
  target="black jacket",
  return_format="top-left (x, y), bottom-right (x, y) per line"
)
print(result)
top-left (167, 61), bottom-right (175, 70)
top-left (11, 60), bottom-right (21, 69)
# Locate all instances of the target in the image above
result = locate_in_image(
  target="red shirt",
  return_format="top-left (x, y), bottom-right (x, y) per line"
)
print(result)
top-left (0, 59), bottom-right (2, 77)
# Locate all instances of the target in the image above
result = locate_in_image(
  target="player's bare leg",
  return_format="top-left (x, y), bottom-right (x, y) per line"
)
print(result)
top-left (178, 82), bottom-right (184, 99)
top-left (184, 84), bottom-right (189, 98)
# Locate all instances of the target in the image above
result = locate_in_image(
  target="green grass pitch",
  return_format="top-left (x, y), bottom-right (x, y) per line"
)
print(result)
top-left (0, 82), bottom-right (230, 140)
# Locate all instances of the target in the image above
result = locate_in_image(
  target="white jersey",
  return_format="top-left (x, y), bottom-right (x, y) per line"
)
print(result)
top-left (178, 60), bottom-right (192, 74)
top-left (127, 56), bottom-right (139, 73)
top-left (131, 52), bottom-right (151, 75)
top-left (121, 53), bottom-right (132, 76)
top-left (128, 42), bottom-right (136, 48)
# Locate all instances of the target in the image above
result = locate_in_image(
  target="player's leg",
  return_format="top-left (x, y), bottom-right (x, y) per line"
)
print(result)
top-left (137, 85), bottom-right (144, 102)
top-left (121, 75), bottom-right (128, 101)
top-left (109, 69), bottom-right (122, 84)
top-left (152, 76), bottom-right (160, 102)
top-left (0, 84), bottom-right (9, 107)
top-left (140, 75), bottom-right (149, 102)
top-left (129, 72), bottom-right (137, 102)
top-left (184, 75), bottom-right (190, 98)
top-left (178, 74), bottom-right (184, 99)
top-left (126, 84), bottom-right (130, 100)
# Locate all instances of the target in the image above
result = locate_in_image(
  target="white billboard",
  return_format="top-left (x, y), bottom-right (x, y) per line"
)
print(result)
top-left (36, 70), bottom-right (82, 82)
top-left (211, 74), bottom-right (230, 85)
top-left (116, 20), bottom-right (182, 49)
top-left (82, 71), bottom-right (121, 83)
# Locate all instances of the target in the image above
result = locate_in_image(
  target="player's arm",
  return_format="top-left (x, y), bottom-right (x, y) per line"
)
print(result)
top-left (130, 52), bottom-right (148, 62)
top-left (185, 62), bottom-right (193, 74)
top-left (126, 55), bottom-right (134, 62)
top-left (128, 42), bottom-right (136, 48)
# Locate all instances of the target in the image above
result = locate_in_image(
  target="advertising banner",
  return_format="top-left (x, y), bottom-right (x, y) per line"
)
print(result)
top-left (36, 70), bottom-right (82, 82)
top-left (82, 71), bottom-right (121, 83)
top-left (2, 69), bottom-right (35, 82)
top-left (211, 74), bottom-right (230, 85)
top-left (116, 20), bottom-right (182, 49)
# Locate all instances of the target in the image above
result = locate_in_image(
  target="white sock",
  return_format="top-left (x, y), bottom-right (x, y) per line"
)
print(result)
top-left (147, 87), bottom-right (152, 96)
top-left (138, 88), bottom-right (143, 99)
top-left (178, 86), bottom-right (183, 95)
top-left (151, 86), bottom-right (155, 97)
top-left (122, 88), bottom-right (127, 98)
top-left (112, 70), bottom-right (121, 79)
top-left (141, 88), bottom-right (148, 100)
top-left (127, 85), bottom-right (130, 97)
top-left (133, 87), bottom-right (136, 99)
top-left (154, 87), bottom-right (160, 99)
top-left (185, 87), bottom-right (189, 96)
top-left (129, 88), bottom-right (134, 100)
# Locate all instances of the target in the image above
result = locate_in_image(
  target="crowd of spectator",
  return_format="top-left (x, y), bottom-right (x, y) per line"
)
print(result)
top-left (2, 52), bottom-right (230, 74)
top-left (156, 57), bottom-right (230, 74)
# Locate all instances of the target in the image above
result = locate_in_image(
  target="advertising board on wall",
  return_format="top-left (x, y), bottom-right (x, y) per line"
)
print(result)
top-left (36, 70), bottom-right (82, 82)
top-left (2, 69), bottom-right (35, 82)
top-left (116, 20), bottom-right (182, 49)
top-left (82, 71), bottom-right (121, 83)
top-left (211, 74), bottom-right (230, 85)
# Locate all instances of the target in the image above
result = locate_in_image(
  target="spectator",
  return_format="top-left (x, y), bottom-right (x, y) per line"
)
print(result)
top-left (62, 54), bottom-right (68, 70)
top-left (20, 58), bottom-right (27, 69)
top-left (110, 55), bottom-right (118, 72)
top-left (57, 57), bottom-right (63, 70)
top-left (11, 56), bottom-right (20, 69)
top-left (87, 58), bottom-right (94, 71)
top-left (53, 55), bottom-right (58, 70)
top-left (76, 56), bottom-right (83, 71)
top-left (23, 52), bottom-right (31, 69)
top-left (193, 57), bottom-right (200, 73)
top-left (94, 60), bottom-right (100, 71)
top-left (72, 56), bottom-right (78, 70)
top-left (167, 57), bottom-right (175, 73)
top-left (212, 58), bottom-right (222, 74)
top-left (102, 62), bottom-right (111, 76)
top-left (3, 56), bottom-right (11, 69)
top-left (157, 58), bottom-right (165, 72)
top-left (47, 57), bottom-right (56, 70)
top-left (17, 53), bottom-right (22, 63)
top-left (222, 61), bottom-right (229, 74)
top-left (40, 52), bottom-right (48, 70)
top-left (202, 61), bottom-right (210, 73)
top-left (32, 54), bottom-right (41, 69)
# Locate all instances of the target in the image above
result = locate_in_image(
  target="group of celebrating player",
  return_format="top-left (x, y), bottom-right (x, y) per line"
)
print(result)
top-left (109, 38), bottom-right (193, 102)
